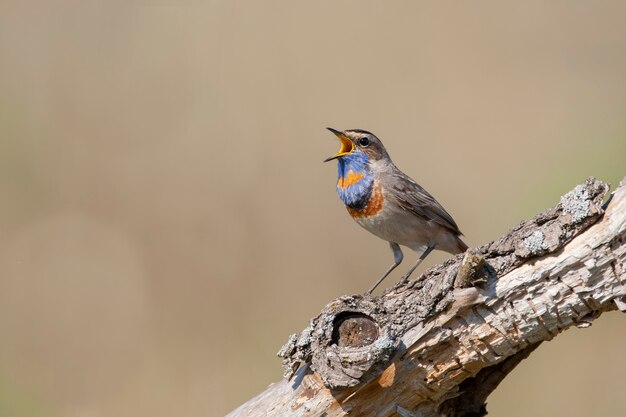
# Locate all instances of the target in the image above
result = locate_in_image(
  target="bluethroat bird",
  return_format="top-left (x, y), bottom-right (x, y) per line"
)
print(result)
top-left (324, 128), bottom-right (468, 294)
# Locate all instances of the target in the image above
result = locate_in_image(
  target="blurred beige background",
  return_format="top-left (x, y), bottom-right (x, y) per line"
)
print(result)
top-left (0, 2), bottom-right (625, 417)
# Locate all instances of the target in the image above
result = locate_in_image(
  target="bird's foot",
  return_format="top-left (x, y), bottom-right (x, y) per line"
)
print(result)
top-left (398, 274), bottom-right (411, 285)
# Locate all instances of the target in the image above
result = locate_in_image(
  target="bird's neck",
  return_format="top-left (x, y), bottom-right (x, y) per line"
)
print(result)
top-left (336, 153), bottom-right (374, 209)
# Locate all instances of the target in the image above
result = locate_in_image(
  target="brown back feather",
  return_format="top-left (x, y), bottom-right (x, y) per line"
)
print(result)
top-left (388, 168), bottom-right (464, 237)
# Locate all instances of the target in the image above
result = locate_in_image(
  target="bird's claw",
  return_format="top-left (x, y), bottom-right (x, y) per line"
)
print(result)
top-left (399, 275), bottom-right (411, 285)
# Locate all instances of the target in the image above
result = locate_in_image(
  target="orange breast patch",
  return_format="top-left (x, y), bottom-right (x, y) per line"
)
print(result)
top-left (337, 171), bottom-right (364, 189)
top-left (347, 184), bottom-right (384, 218)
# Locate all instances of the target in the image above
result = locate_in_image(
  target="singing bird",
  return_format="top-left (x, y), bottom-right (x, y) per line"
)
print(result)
top-left (324, 128), bottom-right (468, 293)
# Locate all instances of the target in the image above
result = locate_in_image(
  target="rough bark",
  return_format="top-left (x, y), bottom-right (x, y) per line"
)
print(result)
top-left (227, 177), bottom-right (626, 417)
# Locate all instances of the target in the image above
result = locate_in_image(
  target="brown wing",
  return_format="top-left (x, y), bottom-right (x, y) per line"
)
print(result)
top-left (388, 169), bottom-right (464, 236)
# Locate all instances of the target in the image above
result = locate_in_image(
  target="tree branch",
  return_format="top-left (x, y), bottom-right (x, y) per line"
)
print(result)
top-left (227, 177), bottom-right (626, 417)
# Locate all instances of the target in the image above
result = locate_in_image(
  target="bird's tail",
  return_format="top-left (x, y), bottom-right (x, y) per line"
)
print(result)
top-left (454, 236), bottom-right (469, 254)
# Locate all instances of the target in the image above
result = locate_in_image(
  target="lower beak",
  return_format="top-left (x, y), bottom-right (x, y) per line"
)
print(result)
top-left (324, 128), bottom-right (354, 162)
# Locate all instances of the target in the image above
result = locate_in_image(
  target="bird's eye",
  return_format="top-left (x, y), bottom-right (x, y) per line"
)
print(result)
top-left (358, 137), bottom-right (370, 147)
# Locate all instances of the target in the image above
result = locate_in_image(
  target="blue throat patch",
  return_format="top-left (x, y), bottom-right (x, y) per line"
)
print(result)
top-left (336, 152), bottom-right (373, 209)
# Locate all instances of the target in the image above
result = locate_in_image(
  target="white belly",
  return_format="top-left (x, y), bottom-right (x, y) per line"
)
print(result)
top-left (353, 208), bottom-right (432, 252)
top-left (352, 203), bottom-right (462, 254)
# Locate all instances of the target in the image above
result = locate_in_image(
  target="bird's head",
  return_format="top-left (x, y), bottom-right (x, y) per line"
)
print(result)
top-left (323, 128), bottom-right (389, 163)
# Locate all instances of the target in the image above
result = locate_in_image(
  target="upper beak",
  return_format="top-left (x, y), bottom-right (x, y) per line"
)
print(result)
top-left (324, 127), bottom-right (354, 162)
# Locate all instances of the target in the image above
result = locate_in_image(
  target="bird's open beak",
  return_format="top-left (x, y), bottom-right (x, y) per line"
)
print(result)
top-left (324, 127), bottom-right (354, 162)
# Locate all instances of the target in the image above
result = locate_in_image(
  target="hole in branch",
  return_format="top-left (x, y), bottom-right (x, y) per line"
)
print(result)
top-left (331, 312), bottom-right (379, 348)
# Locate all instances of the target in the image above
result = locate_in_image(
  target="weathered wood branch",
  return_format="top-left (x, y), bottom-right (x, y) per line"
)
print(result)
top-left (227, 177), bottom-right (626, 417)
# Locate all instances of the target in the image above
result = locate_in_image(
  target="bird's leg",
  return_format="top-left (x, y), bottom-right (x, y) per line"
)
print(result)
top-left (366, 242), bottom-right (403, 294)
top-left (399, 242), bottom-right (437, 283)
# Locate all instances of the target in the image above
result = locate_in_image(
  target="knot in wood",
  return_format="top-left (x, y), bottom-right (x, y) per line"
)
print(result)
top-left (331, 312), bottom-right (379, 347)
top-left (309, 295), bottom-right (398, 389)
